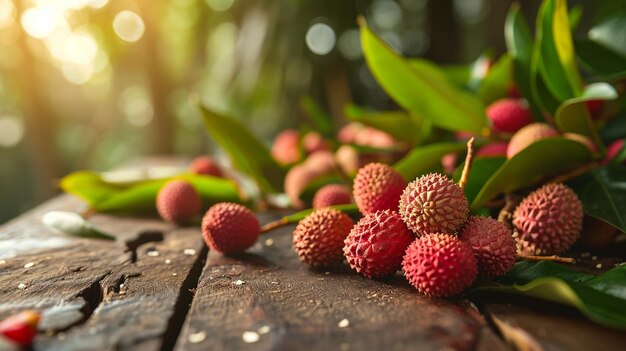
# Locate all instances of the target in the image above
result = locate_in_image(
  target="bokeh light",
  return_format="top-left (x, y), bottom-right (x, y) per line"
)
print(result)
top-left (338, 29), bottom-right (362, 60)
top-left (0, 115), bottom-right (24, 148)
top-left (306, 22), bottom-right (335, 55)
top-left (113, 10), bottom-right (145, 42)
top-left (206, 0), bottom-right (235, 12)
top-left (120, 86), bottom-right (154, 127)
top-left (0, 0), bottom-right (15, 29)
top-left (371, 0), bottom-right (403, 29)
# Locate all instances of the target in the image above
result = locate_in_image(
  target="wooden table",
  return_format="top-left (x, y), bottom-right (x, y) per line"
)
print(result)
top-left (1, 192), bottom-right (625, 350)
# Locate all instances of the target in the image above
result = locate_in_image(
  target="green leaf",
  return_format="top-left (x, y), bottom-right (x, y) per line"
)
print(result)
top-left (453, 157), bottom-right (506, 205)
top-left (505, 5), bottom-right (534, 102)
top-left (344, 104), bottom-right (421, 142)
top-left (299, 96), bottom-right (334, 137)
top-left (394, 142), bottom-right (467, 181)
top-left (535, 0), bottom-right (583, 101)
top-left (555, 83), bottom-right (618, 149)
top-left (471, 261), bottom-right (626, 330)
top-left (575, 39), bottom-right (626, 79)
top-left (471, 138), bottom-right (593, 208)
top-left (589, 15), bottom-right (626, 58)
top-left (42, 211), bottom-right (116, 240)
top-left (359, 19), bottom-right (486, 133)
top-left (568, 165), bottom-right (626, 232)
top-left (61, 171), bottom-right (243, 213)
top-left (197, 104), bottom-right (285, 193)
top-left (281, 204), bottom-right (359, 224)
top-left (478, 54), bottom-right (513, 105)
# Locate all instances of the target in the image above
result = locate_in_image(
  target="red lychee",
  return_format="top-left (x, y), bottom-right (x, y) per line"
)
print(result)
top-left (335, 145), bottom-right (360, 176)
top-left (156, 180), bottom-right (202, 224)
top-left (399, 173), bottom-right (468, 236)
top-left (459, 216), bottom-right (516, 278)
top-left (343, 210), bottom-right (415, 278)
top-left (513, 183), bottom-right (583, 255)
top-left (476, 142), bottom-right (508, 158)
top-left (602, 139), bottom-right (625, 165)
top-left (271, 129), bottom-right (301, 165)
top-left (353, 163), bottom-right (407, 215)
top-left (506, 123), bottom-right (560, 158)
top-left (201, 202), bottom-right (260, 254)
top-left (189, 156), bottom-right (223, 177)
top-left (486, 98), bottom-right (532, 134)
top-left (302, 131), bottom-right (329, 154)
top-left (312, 184), bottom-right (352, 209)
top-left (292, 208), bottom-right (353, 267)
top-left (402, 233), bottom-right (477, 297)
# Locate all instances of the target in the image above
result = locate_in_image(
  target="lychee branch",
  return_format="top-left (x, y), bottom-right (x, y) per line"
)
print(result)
top-left (260, 217), bottom-right (289, 234)
top-left (458, 137), bottom-right (475, 190)
top-left (516, 254), bottom-right (576, 264)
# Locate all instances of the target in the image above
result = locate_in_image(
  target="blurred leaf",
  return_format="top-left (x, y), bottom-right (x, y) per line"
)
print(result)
top-left (600, 114), bottom-right (626, 143)
top-left (453, 157), bottom-right (506, 204)
top-left (471, 138), bottom-right (593, 209)
top-left (555, 83), bottom-right (618, 149)
top-left (569, 5), bottom-right (583, 30)
top-left (535, 0), bottom-right (582, 101)
top-left (568, 165), bottom-right (626, 232)
top-left (197, 104), bottom-right (285, 193)
top-left (589, 15), bottom-right (626, 57)
top-left (471, 261), bottom-right (626, 330)
top-left (42, 211), bottom-right (115, 241)
top-left (300, 96), bottom-right (334, 137)
top-left (61, 171), bottom-right (242, 213)
top-left (360, 19), bottom-right (486, 133)
top-left (345, 104), bottom-right (421, 142)
top-left (441, 64), bottom-right (471, 88)
top-left (394, 142), bottom-right (467, 181)
top-left (575, 39), bottom-right (626, 79)
top-left (281, 204), bottom-right (359, 224)
top-left (478, 54), bottom-right (513, 105)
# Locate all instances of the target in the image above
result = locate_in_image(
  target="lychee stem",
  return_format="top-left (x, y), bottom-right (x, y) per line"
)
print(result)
top-left (517, 254), bottom-right (576, 264)
top-left (497, 194), bottom-right (523, 230)
top-left (260, 218), bottom-right (289, 234)
top-left (458, 137), bottom-right (475, 190)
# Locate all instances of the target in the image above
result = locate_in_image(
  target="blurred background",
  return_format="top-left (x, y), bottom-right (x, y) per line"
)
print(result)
top-left (0, 0), bottom-right (622, 223)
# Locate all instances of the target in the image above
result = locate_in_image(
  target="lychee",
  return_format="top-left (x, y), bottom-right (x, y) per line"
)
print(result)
top-left (201, 202), bottom-right (260, 254)
top-left (313, 184), bottom-right (352, 209)
top-left (476, 142), bottom-right (508, 158)
top-left (564, 133), bottom-right (596, 153)
top-left (335, 145), bottom-right (360, 176)
top-left (402, 233), bottom-right (477, 297)
top-left (156, 180), bottom-right (202, 224)
top-left (284, 152), bottom-right (338, 209)
top-left (399, 173), bottom-right (468, 236)
top-left (271, 129), bottom-right (301, 165)
top-left (343, 210), bottom-right (415, 278)
top-left (506, 123), bottom-right (560, 158)
top-left (579, 216), bottom-right (619, 250)
top-left (337, 122), bottom-right (363, 144)
top-left (602, 139), bottom-right (625, 165)
top-left (459, 216), bottom-right (516, 278)
top-left (292, 208), bottom-right (353, 267)
top-left (486, 98), bottom-right (532, 134)
top-left (189, 156), bottom-right (223, 177)
top-left (354, 127), bottom-right (396, 148)
top-left (353, 163), bottom-right (407, 214)
top-left (513, 183), bottom-right (583, 255)
top-left (302, 131), bottom-right (329, 154)
top-left (441, 152), bottom-right (458, 175)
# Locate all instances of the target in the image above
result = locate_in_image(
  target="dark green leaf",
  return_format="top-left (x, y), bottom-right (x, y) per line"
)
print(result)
top-left (471, 138), bottom-right (593, 208)
top-left (575, 39), bottom-right (626, 79)
top-left (360, 19), bottom-right (486, 133)
top-left (505, 5), bottom-right (533, 102)
top-left (344, 104), bottom-right (421, 142)
top-left (299, 96), bottom-right (334, 137)
top-left (42, 211), bottom-right (115, 241)
top-left (197, 104), bottom-right (285, 193)
top-left (568, 165), bottom-right (626, 232)
top-left (394, 142), bottom-right (467, 181)
top-left (589, 15), bottom-right (626, 57)
top-left (478, 54), bottom-right (512, 105)
top-left (453, 157), bottom-right (506, 204)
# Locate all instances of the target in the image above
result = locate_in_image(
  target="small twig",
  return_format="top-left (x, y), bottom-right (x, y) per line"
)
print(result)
top-left (260, 217), bottom-right (289, 234)
top-left (458, 137), bottom-right (475, 190)
top-left (498, 194), bottom-right (522, 231)
top-left (517, 254), bottom-right (576, 264)
top-left (80, 208), bottom-right (97, 219)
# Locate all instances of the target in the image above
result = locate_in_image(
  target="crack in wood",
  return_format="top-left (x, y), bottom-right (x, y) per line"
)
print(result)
top-left (125, 231), bottom-right (165, 263)
top-left (159, 245), bottom-right (209, 351)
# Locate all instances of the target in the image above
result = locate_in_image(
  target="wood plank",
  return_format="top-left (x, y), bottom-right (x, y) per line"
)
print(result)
top-left (175, 213), bottom-right (509, 351)
top-left (0, 195), bottom-right (207, 351)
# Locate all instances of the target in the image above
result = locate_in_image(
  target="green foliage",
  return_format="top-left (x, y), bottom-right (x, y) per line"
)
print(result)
top-left (359, 18), bottom-right (487, 133)
top-left (453, 157), bottom-right (506, 204)
top-left (300, 96), bottom-right (334, 137)
top-left (477, 54), bottom-right (513, 105)
top-left (575, 39), bottom-right (626, 79)
top-left (61, 171), bottom-right (242, 213)
top-left (588, 15), bottom-right (626, 57)
top-left (344, 104), bottom-right (422, 143)
top-left (471, 261), bottom-right (626, 330)
top-left (394, 142), bottom-right (467, 181)
top-left (280, 204), bottom-right (359, 224)
top-left (197, 104), bottom-right (286, 193)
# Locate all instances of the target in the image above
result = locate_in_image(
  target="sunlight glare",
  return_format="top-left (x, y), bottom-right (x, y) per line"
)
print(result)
top-left (113, 10), bottom-right (145, 43)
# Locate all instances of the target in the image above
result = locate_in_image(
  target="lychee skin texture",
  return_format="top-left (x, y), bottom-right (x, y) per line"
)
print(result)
top-left (486, 99), bottom-right (532, 133)
top-left (476, 142), bottom-right (508, 158)
top-left (402, 233), bottom-right (477, 297)
top-left (399, 173), bottom-right (469, 236)
top-left (513, 183), bottom-right (583, 255)
top-left (271, 129), bottom-right (301, 165)
top-left (343, 210), bottom-right (415, 278)
top-left (313, 184), bottom-right (352, 209)
top-left (459, 216), bottom-right (516, 278)
top-left (507, 123), bottom-right (560, 158)
top-left (156, 180), bottom-right (202, 224)
top-left (189, 156), bottom-right (223, 177)
top-left (201, 202), bottom-right (260, 254)
top-left (293, 208), bottom-right (353, 267)
top-left (353, 163), bottom-right (407, 215)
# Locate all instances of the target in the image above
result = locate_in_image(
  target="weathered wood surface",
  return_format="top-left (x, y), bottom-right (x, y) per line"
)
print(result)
top-left (1, 181), bottom-right (626, 350)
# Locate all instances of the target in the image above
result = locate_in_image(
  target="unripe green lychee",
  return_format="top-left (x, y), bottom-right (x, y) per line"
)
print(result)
top-left (399, 173), bottom-right (468, 236)
top-left (507, 123), bottom-right (559, 158)
top-left (293, 208), bottom-right (353, 267)
top-left (402, 233), bottom-right (477, 297)
top-left (156, 180), bottom-right (201, 224)
top-left (353, 163), bottom-right (407, 215)
top-left (459, 216), bottom-right (516, 278)
top-left (513, 183), bottom-right (583, 255)
top-left (201, 202), bottom-right (260, 254)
